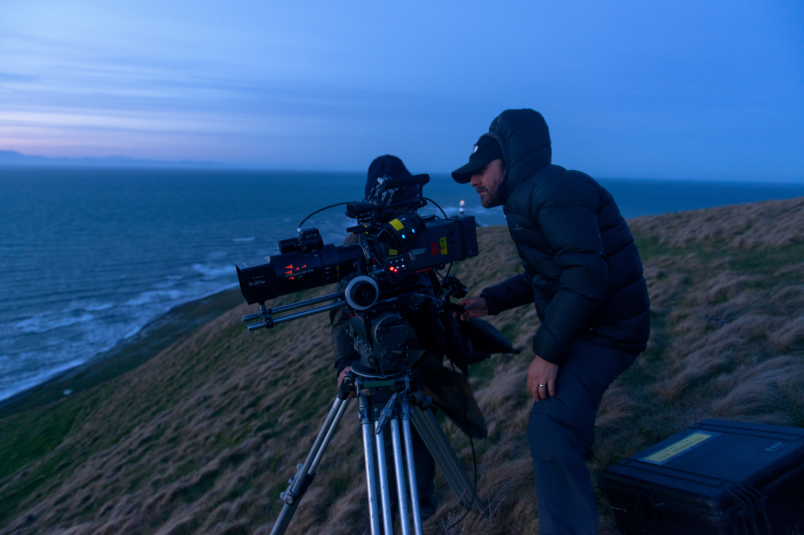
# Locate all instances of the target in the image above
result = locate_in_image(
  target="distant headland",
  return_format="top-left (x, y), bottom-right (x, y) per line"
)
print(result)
top-left (0, 150), bottom-right (222, 169)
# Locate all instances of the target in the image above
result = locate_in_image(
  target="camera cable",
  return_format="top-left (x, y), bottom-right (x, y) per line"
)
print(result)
top-left (434, 262), bottom-right (453, 287)
top-left (423, 197), bottom-right (448, 219)
top-left (443, 354), bottom-right (479, 534)
top-left (437, 282), bottom-right (479, 534)
top-left (297, 202), bottom-right (353, 230)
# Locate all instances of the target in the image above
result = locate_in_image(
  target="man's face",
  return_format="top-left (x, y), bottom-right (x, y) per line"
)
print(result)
top-left (469, 159), bottom-right (506, 208)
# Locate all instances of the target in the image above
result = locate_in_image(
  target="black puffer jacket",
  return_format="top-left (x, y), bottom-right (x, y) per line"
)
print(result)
top-left (478, 109), bottom-right (650, 364)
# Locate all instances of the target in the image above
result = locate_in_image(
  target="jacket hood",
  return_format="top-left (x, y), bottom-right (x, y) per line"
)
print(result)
top-left (366, 154), bottom-right (414, 199)
top-left (487, 109), bottom-right (552, 203)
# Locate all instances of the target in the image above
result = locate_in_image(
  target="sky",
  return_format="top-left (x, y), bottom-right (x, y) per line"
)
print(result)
top-left (1, 1), bottom-right (802, 179)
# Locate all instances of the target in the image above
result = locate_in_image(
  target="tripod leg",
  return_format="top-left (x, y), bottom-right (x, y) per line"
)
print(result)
top-left (310, 397), bottom-right (350, 475)
top-left (360, 393), bottom-right (382, 535)
top-left (390, 418), bottom-right (412, 535)
top-left (401, 406), bottom-right (424, 535)
top-left (270, 397), bottom-right (348, 535)
top-left (411, 405), bottom-right (484, 512)
top-left (374, 422), bottom-right (394, 535)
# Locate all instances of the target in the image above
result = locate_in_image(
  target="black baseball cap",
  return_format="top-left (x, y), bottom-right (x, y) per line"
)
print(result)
top-left (451, 135), bottom-right (503, 184)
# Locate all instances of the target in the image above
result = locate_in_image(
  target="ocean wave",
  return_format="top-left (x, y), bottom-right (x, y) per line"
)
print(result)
top-left (207, 250), bottom-right (229, 260)
top-left (191, 263), bottom-right (233, 278)
top-left (124, 289), bottom-right (184, 307)
top-left (0, 357), bottom-right (86, 402)
top-left (233, 237), bottom-right (255, 242)
top-left (14, 312), bottom-right (95, 334)
top-left (83, 302), bottom-right (114, 311)
top-left (123, 325), bottom-right (143, 339)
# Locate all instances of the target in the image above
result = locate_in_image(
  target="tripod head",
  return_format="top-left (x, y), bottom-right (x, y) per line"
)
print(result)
top-left (242, 270), bottom-right (466, 378)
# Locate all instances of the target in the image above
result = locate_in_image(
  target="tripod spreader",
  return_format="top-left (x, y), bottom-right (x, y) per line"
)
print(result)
top-left (375, 393), bottom-right (399, 434)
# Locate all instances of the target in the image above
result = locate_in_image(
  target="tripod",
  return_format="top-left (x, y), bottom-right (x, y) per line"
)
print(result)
top-left (269, 365), bottom-right (483, 535)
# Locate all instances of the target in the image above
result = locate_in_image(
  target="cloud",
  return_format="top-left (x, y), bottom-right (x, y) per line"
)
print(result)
top-left (1, 1), bottom-right (802, 176)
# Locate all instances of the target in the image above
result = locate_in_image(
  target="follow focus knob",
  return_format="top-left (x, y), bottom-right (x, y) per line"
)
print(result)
top-left (345, 276), bottom-right (379, 310)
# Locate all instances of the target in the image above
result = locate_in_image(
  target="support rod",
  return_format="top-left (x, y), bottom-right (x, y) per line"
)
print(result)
top-left (270, 292), bottom-right (343, 314)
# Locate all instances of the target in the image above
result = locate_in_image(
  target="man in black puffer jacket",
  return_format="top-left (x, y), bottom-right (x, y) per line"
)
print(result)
top-left (452, 109), bottom-right (650, 535)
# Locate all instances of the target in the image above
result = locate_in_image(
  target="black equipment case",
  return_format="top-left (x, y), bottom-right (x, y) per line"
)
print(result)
top-left (600, 419), bottom-right (804, 534)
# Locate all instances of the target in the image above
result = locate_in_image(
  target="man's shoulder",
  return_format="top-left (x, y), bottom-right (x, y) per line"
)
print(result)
top-left (507, 165), bottom-right (561, 200)
top-left (509, 166), bottom-right (602, 209)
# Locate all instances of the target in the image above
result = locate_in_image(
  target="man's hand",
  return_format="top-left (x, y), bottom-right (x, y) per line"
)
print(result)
top-left (527, 355), bottom-right (558, 401)
top-left (338, 365), bottom-right (357, 399)
top-left (454, 296), bottom-right (488, 321)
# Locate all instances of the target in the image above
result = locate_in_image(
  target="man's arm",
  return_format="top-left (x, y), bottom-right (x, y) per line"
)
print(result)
top-left (479, 272), bottom-right (534, 315)
top-left (455, 272), bottom-right (533, 321)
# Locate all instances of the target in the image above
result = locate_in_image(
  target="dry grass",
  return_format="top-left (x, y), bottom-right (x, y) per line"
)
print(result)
top-left (628, 196), bottom-right (804, 249)
top-left (2, 197), bottom-right (804, 534)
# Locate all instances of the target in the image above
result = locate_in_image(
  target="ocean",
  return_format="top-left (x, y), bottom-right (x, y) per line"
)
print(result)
top-left (1, 166), bottom-right (803, 402)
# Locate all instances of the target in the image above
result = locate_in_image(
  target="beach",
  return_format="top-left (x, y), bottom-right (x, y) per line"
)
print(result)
top-left (0, 289), bottom-right (243, 417)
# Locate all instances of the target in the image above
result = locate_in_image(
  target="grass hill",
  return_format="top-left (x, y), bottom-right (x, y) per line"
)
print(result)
top-left (2, 197), bottom-right (804, 534)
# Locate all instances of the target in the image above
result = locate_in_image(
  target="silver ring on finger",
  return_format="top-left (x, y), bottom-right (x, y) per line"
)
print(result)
top-left (539, 384), bottom-right (547, 388)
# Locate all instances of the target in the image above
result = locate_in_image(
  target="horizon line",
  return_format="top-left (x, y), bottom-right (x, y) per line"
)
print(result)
top-left (1, 150), bottom-right (803, 183)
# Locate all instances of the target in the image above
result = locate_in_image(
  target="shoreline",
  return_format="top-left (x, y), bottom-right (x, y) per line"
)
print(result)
top-left (0, 287), bottom-right (243, 418)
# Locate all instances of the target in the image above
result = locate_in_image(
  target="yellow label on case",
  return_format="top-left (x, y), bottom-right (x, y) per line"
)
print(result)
top-left (439, 237), bottom-right (448, 254)
top-left (389, 249), bottom-right (398, 256)
top-left (390, 219), bottom-right (404, 231)
top-left (642, 432), bottom-right (715, 464)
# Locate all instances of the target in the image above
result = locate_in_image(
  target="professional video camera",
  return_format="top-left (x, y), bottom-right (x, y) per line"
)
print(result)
top-left (235, 174), bottom-right (485, 535)
top-left (236, 173), bottom-right (479, 376)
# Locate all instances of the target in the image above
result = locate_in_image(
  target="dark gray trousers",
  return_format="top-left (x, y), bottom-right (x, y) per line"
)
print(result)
top-left (527, 339), bottom-right (638, 535)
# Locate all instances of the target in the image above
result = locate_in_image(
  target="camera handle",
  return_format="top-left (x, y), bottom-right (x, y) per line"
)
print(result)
top-left (409, 293), bottom-right (465, 315)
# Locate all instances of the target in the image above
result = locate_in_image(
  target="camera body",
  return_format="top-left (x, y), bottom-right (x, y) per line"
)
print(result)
top-left (236, 175), bottom-right (479, 375)
top-left (236, 202), bottom-right (478, 306)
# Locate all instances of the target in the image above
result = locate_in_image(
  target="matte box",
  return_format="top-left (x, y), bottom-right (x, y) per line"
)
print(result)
top-left (600, 419), bottom-right (804, 534)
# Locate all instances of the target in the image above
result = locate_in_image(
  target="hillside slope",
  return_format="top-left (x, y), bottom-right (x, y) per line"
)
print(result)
top-left (1, 197), bottom-right (804, 534)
